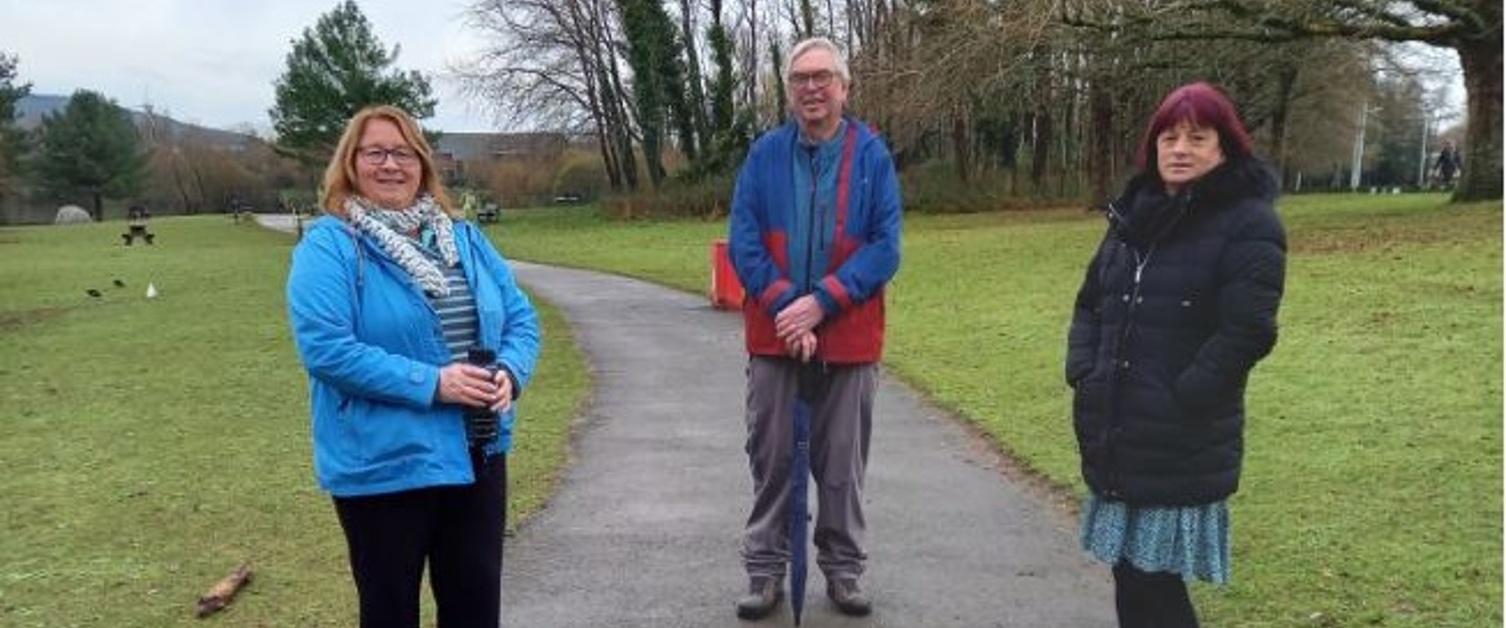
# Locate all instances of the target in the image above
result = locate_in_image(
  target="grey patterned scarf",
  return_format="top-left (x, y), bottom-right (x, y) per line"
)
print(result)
top-left (346, 194), bottom-right (459, 296)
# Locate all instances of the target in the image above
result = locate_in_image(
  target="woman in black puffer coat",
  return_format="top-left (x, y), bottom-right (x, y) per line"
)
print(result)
top-left (1065, 82), bottom-right (1286, 628)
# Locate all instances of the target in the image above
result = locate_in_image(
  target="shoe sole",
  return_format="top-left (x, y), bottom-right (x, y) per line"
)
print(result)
top-left (735, 592), bottom-right (784, 620)
top-left (832, 603), bottom-right (872, 617)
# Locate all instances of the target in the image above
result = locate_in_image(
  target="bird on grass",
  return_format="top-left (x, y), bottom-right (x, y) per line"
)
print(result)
top-left (113, 279), bottom-right (125, 288)
top-left (86, 289), bottom-right (102, 298)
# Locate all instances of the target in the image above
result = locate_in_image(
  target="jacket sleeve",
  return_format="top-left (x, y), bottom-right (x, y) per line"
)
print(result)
top-left (471, 228), bottom-right (542, 397)
top-left (286, 225), bottom-right (441, 408)
top-left (1065, 237), bottom-right (1107, 387)
top-left (1174, 203), bottom-right (1286, 403)
top-left (814, 144), bottom-right (902, 314)
top-left (728, 142), bottom-right (796, 315)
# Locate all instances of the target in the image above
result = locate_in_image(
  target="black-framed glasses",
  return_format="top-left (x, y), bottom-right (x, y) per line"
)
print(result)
top-left (789, 70), bottom-right (836, 89)
top-left (357, 146), bottom-right (419, 166)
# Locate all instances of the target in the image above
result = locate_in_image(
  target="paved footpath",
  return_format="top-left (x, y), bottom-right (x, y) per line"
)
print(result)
top-left (257, 214), bottom-right (1113, 627)
top-left (505, 262), bottom-right (1113, 628)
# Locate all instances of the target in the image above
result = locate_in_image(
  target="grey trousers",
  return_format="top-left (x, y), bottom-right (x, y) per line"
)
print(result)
top-left (741, 356), bottom-right (876, 581)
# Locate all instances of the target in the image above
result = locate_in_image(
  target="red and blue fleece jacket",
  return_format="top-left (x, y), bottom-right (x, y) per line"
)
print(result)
top-left (728, 117), bottom-right (902, 364)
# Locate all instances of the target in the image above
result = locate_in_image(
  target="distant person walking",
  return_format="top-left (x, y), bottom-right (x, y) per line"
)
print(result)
top-left (1065, 82), bottom-right (1286, 628)
top-left (1433, 140), bottom-right (1462, 188)
top-left (286, 105), bottom-right (541, 628)
top-left (727, 36), bottom-right (903, 621)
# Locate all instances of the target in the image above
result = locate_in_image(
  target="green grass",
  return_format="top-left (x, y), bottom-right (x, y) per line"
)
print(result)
top-left (490, 194), bottom-right (1502, 627)
top-left (2, 196), bottom-right (1498, 626)
top-left (0, 217), bottom-right (585, 626)
top-left (487, 207), bottom-right (725, 294)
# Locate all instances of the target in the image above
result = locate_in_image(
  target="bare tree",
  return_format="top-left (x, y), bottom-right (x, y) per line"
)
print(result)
top-left (1065, 0), bottom-right (1500, 202)
top-left (678, 0), bottom-right (712, 156)
top-left (459, 0), bottom-right (640, 190)
top-left (444, 0), bottom-right (1479, 210)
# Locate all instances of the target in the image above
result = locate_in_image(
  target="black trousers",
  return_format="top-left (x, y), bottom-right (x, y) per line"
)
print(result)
top-left (1113, 561), bottom-right (1199, 628)
top-left (333, 454), bottom-right (507, 628)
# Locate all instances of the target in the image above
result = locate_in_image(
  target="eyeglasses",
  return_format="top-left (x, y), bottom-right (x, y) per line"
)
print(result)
top-left (789, 70), bottom-right (836, 89)
top-left (357, 146), bottom-right (419, 166)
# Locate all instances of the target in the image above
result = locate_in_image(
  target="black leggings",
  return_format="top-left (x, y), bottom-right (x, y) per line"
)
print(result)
top-left (333, 455), bottom-right (507, 628)
top-left (1113, 561), bottom-right (1199, 628)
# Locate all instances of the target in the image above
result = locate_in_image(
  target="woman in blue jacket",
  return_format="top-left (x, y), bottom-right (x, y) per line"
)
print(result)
top-left (287, 105), bottom-right (540, 628)
top-left (1066, 83), bottom-right (1286, 627)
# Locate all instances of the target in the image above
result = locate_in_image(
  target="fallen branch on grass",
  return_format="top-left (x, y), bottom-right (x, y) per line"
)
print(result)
top-left (196, 563), bottom-right (253, 618)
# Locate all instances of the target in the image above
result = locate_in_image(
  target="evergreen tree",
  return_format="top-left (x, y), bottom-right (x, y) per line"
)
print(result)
top-left (618, 0), bottom-right (693, 189)
top-left (0, 53), bottom-right (31, 200)
top-left (31, 90), bottom-right (146, 220)
top-left (700, 5), bottom-right (751, 178)
top-left (269, 0), bottom-right (436, 162)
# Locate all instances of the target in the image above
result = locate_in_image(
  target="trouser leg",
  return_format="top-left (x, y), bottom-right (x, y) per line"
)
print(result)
top-left (431, 454), bottom-right (508, 628)
top-left (333, 490), bottom-right (436, 628)
top-left (741, 357), bottom-right (796, 579)
top-left (1112, 561), bottom-right (1199, 628)
top-left (810, 363), bottom-right (875, 580)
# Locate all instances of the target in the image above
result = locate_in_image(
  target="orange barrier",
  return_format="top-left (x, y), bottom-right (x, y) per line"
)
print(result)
top-left (710, 239), bottom-right (744, 310)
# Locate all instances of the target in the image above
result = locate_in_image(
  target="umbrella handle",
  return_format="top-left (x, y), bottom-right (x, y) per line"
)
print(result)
top-left (796, 360), bottom-right (829, 403)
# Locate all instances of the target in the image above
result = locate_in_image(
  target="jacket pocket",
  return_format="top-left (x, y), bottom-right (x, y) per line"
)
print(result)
top-left (1173, 365), bottom-right (1225, 415)
top-left (1071, 370), bottom-right (1108, 418)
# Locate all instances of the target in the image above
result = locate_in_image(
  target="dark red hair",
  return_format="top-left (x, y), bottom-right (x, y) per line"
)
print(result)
top-left (1135, 82), bottom-right (1255, 172)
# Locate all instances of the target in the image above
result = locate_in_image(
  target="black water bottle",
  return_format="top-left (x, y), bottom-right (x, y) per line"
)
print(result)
top-left (464, 347), bottom-right (500, 447)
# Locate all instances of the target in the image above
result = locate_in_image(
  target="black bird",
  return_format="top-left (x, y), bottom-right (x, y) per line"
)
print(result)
top-left (112, 279), bottom-right (125, 288)
top-left (86, 289), bottom-right (102, 298)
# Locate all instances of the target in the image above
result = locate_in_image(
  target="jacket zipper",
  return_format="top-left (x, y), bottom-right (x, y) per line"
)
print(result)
top-left (805, 146), bottom-right (820, 290)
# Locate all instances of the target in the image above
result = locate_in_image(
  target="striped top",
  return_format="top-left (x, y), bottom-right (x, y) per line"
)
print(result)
top-left (415, 229), bottom-right (478, 361)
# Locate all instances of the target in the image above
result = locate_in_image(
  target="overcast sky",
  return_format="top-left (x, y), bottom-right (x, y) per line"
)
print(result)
top-left (1, 0), bottom-right (496, 133)
top-left (2, 1), bottom-right (1471, 137)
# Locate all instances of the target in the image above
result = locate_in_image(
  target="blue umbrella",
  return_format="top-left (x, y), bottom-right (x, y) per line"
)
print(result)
top-left (788, 361), bottom-right (826, 626)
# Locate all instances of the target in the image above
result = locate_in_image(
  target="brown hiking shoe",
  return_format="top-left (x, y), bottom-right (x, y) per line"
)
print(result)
top-left (826, 578), bottom-right (872, 616)
top-left (735, 576), bottom-right (784, 620)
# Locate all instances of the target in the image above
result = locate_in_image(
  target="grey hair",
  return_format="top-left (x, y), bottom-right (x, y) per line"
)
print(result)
top-left (785, 37), bottom-right (850, 85)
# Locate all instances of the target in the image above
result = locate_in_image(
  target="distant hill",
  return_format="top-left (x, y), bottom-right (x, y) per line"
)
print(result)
top-left (14, 93), bottom-right (261, 152)
top-left (14, 93), bottom-right (69, 127)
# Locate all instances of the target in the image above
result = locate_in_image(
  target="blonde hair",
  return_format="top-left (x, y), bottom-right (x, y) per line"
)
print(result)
top-left (319, 105), bottom-right (455, 218)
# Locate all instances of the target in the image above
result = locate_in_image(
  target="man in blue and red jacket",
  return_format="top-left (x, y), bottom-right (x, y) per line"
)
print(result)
top-left (727, 36), bottom-right (902, 621)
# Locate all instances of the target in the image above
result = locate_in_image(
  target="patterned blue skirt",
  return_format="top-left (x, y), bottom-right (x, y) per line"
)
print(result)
top-left (1079, 495), bottom-right (1231, 584)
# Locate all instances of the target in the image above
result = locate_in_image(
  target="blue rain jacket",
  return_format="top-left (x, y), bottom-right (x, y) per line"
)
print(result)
top-left (287, 216), bottom-right (540, 497)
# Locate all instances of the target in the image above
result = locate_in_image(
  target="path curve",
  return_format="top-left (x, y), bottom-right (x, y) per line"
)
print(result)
top-left (254, 213), bottom-right (1114, 627)
top-left (505, 262), bottom-right (1112, 628)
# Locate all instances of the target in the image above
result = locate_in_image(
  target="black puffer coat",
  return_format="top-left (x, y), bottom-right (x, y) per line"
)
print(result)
top-left (1065, 158), bottom-right (1286, 506)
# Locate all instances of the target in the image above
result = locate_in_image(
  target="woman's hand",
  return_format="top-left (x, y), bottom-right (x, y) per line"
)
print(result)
top-left (436, 363), bottom-right (499, 410)
top-left (489, 370), bottom-right (515, 414)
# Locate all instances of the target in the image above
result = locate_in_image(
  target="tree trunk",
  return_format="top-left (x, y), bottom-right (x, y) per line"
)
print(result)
top-left (678, 0), bottom-right (709, 158)
top-left (190, 161), bottom-right (207, 214)
top-left (595, 16), bottom-right (639, 192)
top-left (171, 153), bottom-right (195, 213)
top-left (1453, 32), bottom-right (1502, 202)
top-left (951, 110), bottom-right (970, 183)
top-left (1267, 63), bottom-right (1298, 190)
top-left (1031, 107), bottom-right (1052, 195)
top-left (1087, 82), bottom-right (1115, 205)
top-left (1029, 43), bottom-right (1053, 196)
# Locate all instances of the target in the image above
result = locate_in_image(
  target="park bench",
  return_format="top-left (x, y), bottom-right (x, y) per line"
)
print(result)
top-left (228, 197), bottom-right (254, 223)
top-left (476, 202), bottom-right (500, 223)
top-left (123, 205), bottom-right (155, 245)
